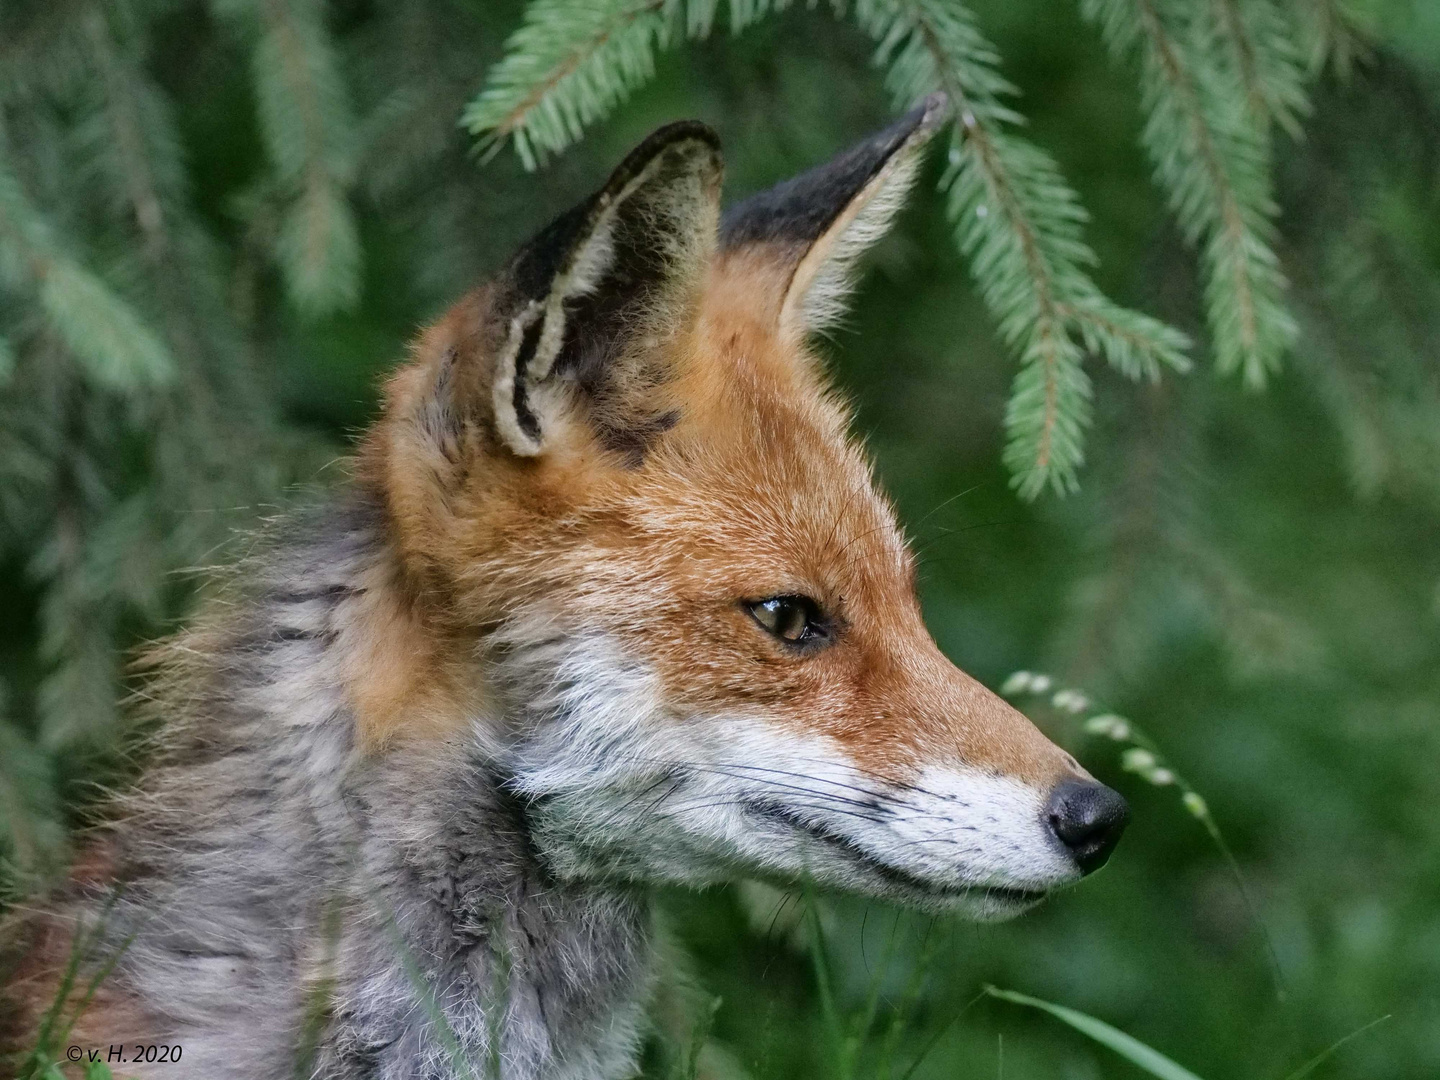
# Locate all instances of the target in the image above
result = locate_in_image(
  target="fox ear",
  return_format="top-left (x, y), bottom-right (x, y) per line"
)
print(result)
top-left (720, 95), bottom-right (947, 337)
top-left (491, 122), bottom-right (723, 459)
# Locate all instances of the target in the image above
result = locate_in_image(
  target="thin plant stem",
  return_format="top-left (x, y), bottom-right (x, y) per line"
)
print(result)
top-left (1280, 1013), bottom-right (1391, 1080)
top-left (802, 883), bottom-right (847, 1077)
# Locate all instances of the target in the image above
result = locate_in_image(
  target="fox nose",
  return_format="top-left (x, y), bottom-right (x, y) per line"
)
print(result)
top-left (1045, 778), bottom-right (1130, 875)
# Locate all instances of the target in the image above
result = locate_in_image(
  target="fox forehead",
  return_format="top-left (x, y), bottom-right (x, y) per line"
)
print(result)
top-left (457, 271), bottom-right (914, 611)
top-left (630, 296), bottom-right (912, 596)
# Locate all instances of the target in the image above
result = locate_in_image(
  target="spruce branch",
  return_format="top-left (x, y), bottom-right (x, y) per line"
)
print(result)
top-left (0, 707), bottom-right (66, 893)
top-left (1210, 0), bottom-right (1308, 137)
top-left (461, 0), bottom-right (682, 170)
top-left (466, 0), bottom-right (1190, 496)
top-left (459, 0), bottom-right (800, 169)
top-left (80, 6), bottom-right (185, 261)
top-left (1083, 0), bottom-right (1296, 387)
top-left (1294, 0), bottom-right (1370, 78)
top-left (856, 0), bottom-right (1188, 496)
top-left (81, 4), bottom-right (204, 359)
top-left (0, 166), bottom-right (173, 391)
top-left (1060, 292), bottom-right (1192, 383)
top-left (37, 262), bottom-right (175, 392)
top-left (246, 0), bottom-right (361, 316)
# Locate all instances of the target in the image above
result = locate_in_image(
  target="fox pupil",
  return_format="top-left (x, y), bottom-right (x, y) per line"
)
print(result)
top-left (748, 595), bottom-right (825, 644)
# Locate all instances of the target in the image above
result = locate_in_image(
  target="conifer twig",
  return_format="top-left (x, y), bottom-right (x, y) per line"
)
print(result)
top-left (83, 8), bottom-right (168, 257)
top-left (1295, 0), bottom-right (1370, 78)
top-left (462, 0), bottom-right (679, 169)
top-left (857, 0), bottom-right (1187, 496)
top-left (1083, 0), bottom-right (1296, 387)
top-left (1209, 0), bottom-right (1308, 137)
top-left (248, 0), bottom-right (361, 315)
top-left (0, 164), bottom-right (174, 390)
top-left (465, 0), bottom-right (1190, 496)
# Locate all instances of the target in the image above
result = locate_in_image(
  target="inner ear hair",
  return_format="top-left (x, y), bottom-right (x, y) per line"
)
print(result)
top-left (784, 142), bottom-right (924, 333)
top-left (491, 122), bottom-right (723, 459)
top-left (719, 94), bottom-right (948, 338)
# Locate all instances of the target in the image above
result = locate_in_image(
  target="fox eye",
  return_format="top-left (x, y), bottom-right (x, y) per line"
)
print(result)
top-left (746, 595), bottom-right (829, 646)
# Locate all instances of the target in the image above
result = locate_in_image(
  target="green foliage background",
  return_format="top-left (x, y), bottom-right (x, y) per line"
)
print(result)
top-left (2, 0), bottom-right (1439, 1076)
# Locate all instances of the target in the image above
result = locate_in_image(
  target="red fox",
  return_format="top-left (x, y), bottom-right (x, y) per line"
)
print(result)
top-left (2, 95), bottom-right (1126, 1079)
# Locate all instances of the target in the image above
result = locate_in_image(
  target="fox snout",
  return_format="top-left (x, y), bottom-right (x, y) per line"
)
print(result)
top-left (890, 649), bottom-right (1130, 882)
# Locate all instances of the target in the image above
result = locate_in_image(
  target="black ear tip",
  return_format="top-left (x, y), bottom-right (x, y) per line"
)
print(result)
top-left (859, 95), bottom-right (947, 170)
top-left (647, 119), bottom-right (722, 151)
top-left (613, 120), bottom-right (724, 183)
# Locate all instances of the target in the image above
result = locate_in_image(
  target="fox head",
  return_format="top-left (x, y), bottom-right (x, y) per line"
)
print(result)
top-left (362, 95), bottom-right (1127, 920)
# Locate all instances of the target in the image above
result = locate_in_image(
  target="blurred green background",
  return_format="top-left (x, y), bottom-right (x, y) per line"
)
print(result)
top-left (2, 1), bottom-right (1439, 1077)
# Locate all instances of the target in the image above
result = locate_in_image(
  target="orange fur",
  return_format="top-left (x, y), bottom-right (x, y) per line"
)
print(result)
top-left (353, 250), bottom-right (1073, 789)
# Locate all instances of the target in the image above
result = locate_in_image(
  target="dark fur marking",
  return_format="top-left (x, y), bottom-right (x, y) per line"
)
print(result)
top-left (421, 348), bottom-right (461, 454)
top-left (597, 409), bottom-right (680, 467)
top-left (511, 318), bottom-right (546, 444)
top-left (508, 123), bottom-right (718, 305)
top-left (509, 205), bottom-right (591, 305)
top-left (747, 800), bottom-right (1032, 901)
top-left (234, 624), bottom-right (325, 648)
top-left (514, 316), bottom-right (544, 380)
top-left (268, 583), bottom-right (359, 606)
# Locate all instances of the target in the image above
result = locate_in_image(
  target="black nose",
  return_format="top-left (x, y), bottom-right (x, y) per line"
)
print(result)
top-left (1045, 778), bottom-right (1130, 875)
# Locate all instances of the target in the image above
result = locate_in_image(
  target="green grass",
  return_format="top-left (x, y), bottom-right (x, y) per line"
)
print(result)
top-left (11, 886), bottom-right (1394, 1080)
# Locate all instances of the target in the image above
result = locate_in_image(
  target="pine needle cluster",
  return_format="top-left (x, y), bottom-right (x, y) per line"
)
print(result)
top-left (0, 0), bottom-right (331, 888)
top-left (462, 0), bottom-right (1363, 497)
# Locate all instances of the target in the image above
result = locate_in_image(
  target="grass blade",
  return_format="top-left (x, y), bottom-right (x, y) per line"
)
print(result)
top-left (984, 985), bottom-right (1207, 1080)
top-left (1280, 1014), bottom-right (1391, 1080)
top-left (894, 986), bottom-right (985, 1080)
top-left (800, 883), bottom-right (846, 1077)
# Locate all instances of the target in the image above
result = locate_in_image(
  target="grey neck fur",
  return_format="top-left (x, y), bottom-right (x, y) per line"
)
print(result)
top-left (82, 493), bottom-right (656, 1080)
